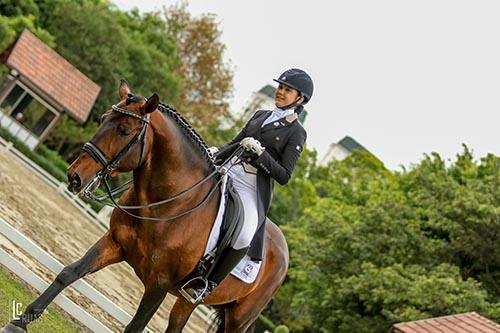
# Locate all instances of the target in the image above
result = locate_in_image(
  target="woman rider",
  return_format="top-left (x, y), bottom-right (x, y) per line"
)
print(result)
top-left (184, 68), bottom-right (313, 304)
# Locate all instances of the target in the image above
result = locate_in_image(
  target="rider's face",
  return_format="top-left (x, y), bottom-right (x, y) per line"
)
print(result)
top-left (275, 84), bottom-right (302, 109)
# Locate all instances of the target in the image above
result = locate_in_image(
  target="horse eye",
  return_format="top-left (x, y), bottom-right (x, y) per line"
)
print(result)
top-left (117, 124), bottom-right (131, 136)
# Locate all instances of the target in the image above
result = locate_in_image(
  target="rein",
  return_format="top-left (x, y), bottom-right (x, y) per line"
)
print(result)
top-left (81, 104), bottom-right (243, 221)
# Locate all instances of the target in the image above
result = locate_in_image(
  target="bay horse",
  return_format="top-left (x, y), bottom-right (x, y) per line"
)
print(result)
top-left (1, 81), bottom-right (289, 333)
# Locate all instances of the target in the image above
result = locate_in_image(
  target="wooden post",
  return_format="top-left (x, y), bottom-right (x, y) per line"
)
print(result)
top-left (36, 110), bottom-right (61, 146)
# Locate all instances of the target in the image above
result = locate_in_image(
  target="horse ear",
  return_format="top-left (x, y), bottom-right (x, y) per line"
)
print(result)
top-left (119, 80), bottom-right (131, 100)
top-left (143, 94), bottom-right (159, 114)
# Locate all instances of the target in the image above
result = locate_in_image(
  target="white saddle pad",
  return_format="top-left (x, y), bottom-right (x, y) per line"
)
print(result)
top-left (203, 174), bottom-right (262, 284)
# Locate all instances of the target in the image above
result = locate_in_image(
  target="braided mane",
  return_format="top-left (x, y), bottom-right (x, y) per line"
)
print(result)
top-left (158, 103), bottom-right (216, 172)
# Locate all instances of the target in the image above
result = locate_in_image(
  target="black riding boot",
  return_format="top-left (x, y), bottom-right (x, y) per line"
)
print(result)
top-left (182, 247), bottom-right (248, 304)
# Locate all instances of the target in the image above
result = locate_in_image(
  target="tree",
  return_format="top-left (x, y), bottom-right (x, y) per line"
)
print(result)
top-left (164, 2), bottom-right (235, 146)
top-left (269, 149), bottom-right (500, 332)
top-left (2, 1), bottom-right (234, 157)
top-left (268, 146), bottom-right (319, 225)
top-left (0, 0), bottom-right (39, 18)
top-left (0, 10), bottom-right (54, 92)
top-left (40, 1), bottom-right (181, 157)
top-left (0, 14), bottom-right (54, 51)
top-left (402, 147), bottom-right (500, 302)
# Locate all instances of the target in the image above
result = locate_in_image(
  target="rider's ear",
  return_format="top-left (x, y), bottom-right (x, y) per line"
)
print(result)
top-left (119, 80), bottom-right (131, 100)
top-left (297, 95), bottom-right (305, 105)
top-left (143, 94), bottom-right (159, 114)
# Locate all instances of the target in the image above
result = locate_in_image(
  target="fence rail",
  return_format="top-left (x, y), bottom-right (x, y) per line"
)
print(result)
top-left (0, 218), bottom-right (151, 332)
top-left (0, 247), bottom-right (115, 333)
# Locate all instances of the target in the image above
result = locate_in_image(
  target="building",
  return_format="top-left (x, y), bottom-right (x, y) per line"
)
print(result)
top-left (0, 29), bottom-right (100, 149)
top-left (392, 312), bottom-right (500, 333)
top-left (320, 135), bottom-right (369, 165)
top-left (241, 84), bottom-right (308, 123)
top-left (242, 84), bottom-right (276, 118)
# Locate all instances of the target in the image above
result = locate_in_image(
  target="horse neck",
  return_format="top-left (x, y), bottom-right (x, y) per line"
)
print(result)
top-left (133, 111), bottom-right (215, 205)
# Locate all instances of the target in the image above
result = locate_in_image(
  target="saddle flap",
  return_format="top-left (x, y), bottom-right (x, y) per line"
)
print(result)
top-left (217, 176), bottom-right (245, 249)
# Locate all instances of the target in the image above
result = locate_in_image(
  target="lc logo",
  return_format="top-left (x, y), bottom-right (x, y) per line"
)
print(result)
top-left (11, 300), bottom-right (23, 320)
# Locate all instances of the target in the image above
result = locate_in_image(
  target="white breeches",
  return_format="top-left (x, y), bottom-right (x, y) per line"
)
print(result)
top-left (228, 164), bottom-right (259, 250)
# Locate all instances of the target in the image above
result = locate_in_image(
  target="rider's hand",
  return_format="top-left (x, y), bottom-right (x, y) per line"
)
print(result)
top-left (240, 137), bottom-right (265, 156)
top-left (207, 146), bottom-right (219, 157)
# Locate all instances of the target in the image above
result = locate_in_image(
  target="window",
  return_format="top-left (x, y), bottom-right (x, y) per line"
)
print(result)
top-left (0, 83), bottom-right (57, 136)
top-left (0, 85), bottom-right (24, 114)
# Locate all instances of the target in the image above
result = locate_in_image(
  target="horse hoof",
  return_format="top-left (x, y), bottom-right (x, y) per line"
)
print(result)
top-left (0, 323), bottom-right (27, 333)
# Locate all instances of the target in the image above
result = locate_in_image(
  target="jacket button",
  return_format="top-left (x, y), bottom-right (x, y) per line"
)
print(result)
top-left (275, 136), bottom-right (280, 141)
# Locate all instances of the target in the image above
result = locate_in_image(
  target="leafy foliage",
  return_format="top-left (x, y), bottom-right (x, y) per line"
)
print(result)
top-left (269, 148), bottom-right (500, 332)
top-left (0, 0), bottom-right (235, 158)
top-left (164, 2), bottom-right (234, 146)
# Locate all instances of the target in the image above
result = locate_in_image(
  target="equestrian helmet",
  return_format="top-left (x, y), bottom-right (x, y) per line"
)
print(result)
top-left (273, 68), bottom-right (314, 104)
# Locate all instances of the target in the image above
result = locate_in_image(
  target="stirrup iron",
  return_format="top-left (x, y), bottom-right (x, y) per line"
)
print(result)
top-left (179, 276), bottom-right (209, 305)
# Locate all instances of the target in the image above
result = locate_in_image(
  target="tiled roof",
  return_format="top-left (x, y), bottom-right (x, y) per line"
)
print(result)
top-left (338, 135), bottom-right (367, 152)
top-left (0, 29), bottom-right (100, 123)
top-left (393, 312), bottom-right (500, 333)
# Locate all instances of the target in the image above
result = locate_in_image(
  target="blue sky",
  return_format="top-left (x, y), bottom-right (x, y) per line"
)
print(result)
top-left (113, 0), bottom-right (500, 169)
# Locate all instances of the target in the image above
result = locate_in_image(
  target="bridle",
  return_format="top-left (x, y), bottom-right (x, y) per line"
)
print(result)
top-left (82, 105), bottom-right (150, 176)
top-left (80, 104), bottom-right (150, 198)
top-left (80, 104), bottom-right (243, 222)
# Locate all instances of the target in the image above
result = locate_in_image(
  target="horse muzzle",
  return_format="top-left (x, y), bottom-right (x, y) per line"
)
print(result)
top-left (67, 171), bottom-right (82, 193)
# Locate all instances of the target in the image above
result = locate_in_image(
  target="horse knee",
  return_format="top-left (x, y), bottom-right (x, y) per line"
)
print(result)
top-left (55, 264), bottom-right (79, 285)
top-left (57, 252), bottom-right (99, 285)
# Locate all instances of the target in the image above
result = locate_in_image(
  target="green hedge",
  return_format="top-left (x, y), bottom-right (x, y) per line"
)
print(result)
top-left (0, 127), bottom-right (68, 182)
top-left (37, 145), bottom-right (70, 173)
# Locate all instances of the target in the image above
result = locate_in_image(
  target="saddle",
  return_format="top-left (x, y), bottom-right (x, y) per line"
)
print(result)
top-left (178, 176), bottom-right (245, 288)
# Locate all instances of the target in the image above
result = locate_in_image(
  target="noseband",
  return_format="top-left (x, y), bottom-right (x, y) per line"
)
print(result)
top-left (82, 105), bottom-right (151, 175)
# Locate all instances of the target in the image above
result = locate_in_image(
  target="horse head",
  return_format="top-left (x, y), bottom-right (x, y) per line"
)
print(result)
top-left (67, 80), bottom-right (159, 194)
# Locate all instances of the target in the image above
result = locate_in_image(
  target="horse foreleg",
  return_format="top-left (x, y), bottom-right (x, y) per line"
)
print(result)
top-left (164, 298), bottom-right (196, 333)
top-left (5, 231), bottom-right (122, 331)
top-left (123, 285), bottom-right (168, 333)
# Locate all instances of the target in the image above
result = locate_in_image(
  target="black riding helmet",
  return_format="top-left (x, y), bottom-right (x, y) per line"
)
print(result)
top-left (273, 68), bottom-right (314, 104)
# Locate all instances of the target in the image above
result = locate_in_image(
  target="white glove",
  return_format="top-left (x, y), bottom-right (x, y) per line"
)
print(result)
top-left (240, 137), bottom-right (265, 156)
top-left (207, 146), bottom-right (219, 157)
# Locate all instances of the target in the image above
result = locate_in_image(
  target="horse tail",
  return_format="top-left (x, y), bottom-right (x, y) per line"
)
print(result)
top-left (209, 305), bottom-right (226, 333)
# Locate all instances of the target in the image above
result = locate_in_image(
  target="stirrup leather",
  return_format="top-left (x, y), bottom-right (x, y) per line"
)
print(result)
top-left (179, 276), bottom-right (210, 305)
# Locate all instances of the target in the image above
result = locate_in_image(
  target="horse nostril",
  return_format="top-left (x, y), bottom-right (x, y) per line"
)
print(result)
top-left (68, 173), bottom-right (81, 192)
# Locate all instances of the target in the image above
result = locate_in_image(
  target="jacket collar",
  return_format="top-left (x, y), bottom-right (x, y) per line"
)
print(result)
top-left (261, 110), bottom-right (298, 132)
top-left (285, 112), bottom-right (298, 123)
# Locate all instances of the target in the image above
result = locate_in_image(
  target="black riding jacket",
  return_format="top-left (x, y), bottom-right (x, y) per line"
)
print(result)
top-left (216, 109), bottom-right (307, 260)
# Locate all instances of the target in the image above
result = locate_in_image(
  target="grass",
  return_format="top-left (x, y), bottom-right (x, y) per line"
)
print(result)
top-left (0, 265), bottom-right (89, 332)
